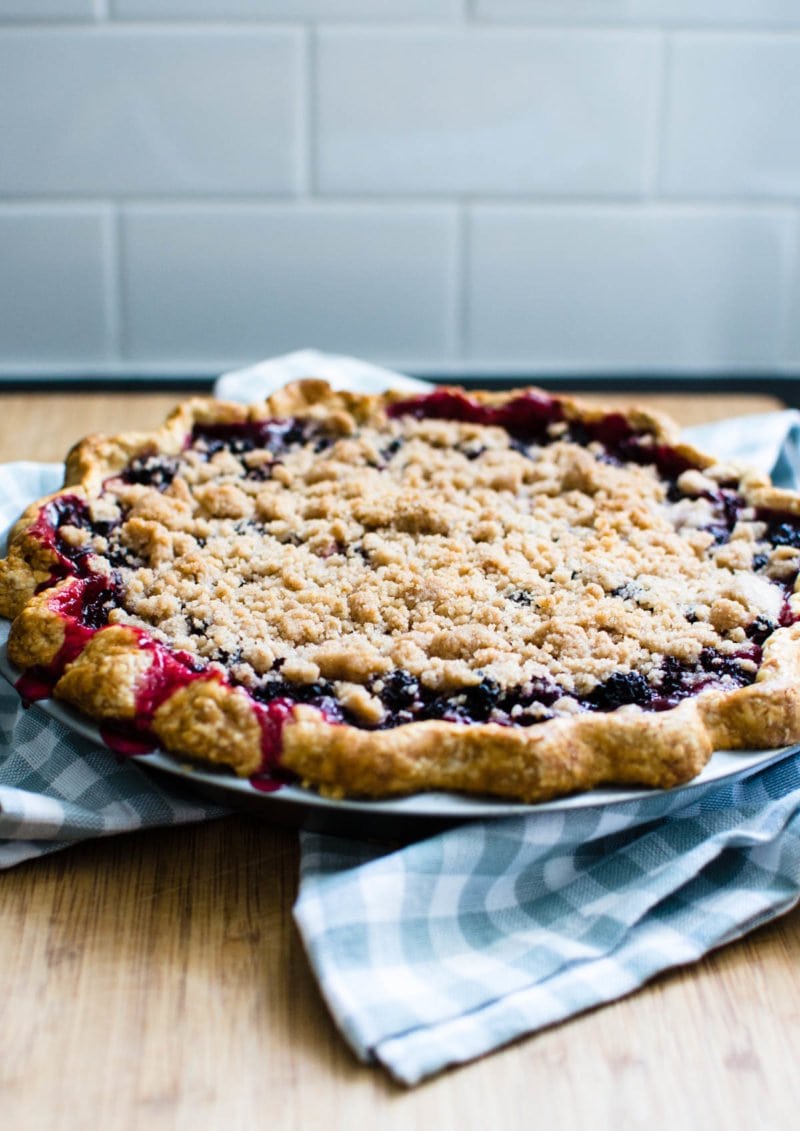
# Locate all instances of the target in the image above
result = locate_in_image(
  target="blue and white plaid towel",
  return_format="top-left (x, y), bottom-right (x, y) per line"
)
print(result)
top-left (3, 351), bottom-right (800, 1086)
top-left (296, 758), bottom-right (800, 1083)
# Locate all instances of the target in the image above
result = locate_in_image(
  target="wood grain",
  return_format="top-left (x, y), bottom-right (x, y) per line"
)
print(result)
top-left (1, 389), bottom-right (798, 1131)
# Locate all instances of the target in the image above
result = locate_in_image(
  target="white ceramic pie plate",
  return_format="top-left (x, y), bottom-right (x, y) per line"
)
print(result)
top-left (2, 641), bottom-right (798, 839)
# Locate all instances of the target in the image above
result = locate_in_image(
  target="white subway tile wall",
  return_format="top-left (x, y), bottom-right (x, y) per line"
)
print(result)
top-left (663, 36), bottom-right (800, 199)
top-left (1, 6), bottom-right (799, 377)
top-left (0, 209), bottom-right (108, 361)
top-left (473, 2), bottom-right (800, 26)
top-left (0, 0), bottom-right (92, 17)
top-left (316, 29), bottom-right (659, 196)
top-left (0, 30), bottom-right (301, 195)
top-left (468, 208), bottom-right (789, 370)
top-left (121, 206), bottom-right (455, 363)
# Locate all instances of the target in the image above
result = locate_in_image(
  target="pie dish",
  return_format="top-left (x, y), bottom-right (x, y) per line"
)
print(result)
top-left (2, 660), bottom-right (794, 840)
top-left (2, 379), bottom-right (800, 804)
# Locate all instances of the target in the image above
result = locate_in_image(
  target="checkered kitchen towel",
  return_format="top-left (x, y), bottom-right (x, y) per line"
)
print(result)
top-left (3, 351), bottom-right (800, 1084)
top-left (296, 755), bottom-right (800, 1083)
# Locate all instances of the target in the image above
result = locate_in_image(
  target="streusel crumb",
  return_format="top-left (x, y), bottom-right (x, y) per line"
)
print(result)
top-left (74, 413), bottom-right (781, 713)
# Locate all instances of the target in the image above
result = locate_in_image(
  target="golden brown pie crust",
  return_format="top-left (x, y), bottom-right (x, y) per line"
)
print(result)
top-left (2, 379), bottom-right (800, 804)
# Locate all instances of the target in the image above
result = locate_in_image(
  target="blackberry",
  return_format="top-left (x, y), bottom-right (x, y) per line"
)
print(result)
top-left (251, 676), bottom-right (288, 704)
top-left (78, 579), bottom-right (119, 630)
top-left (47, 496), bottom-right (91, 530)
top-left (767, 521), bottom-right (800, 549)
top-left (656, 656), bottom-right (688, 699)
top-left (587, 671), bottom-right (651, 711)
top-left (698, 647), bottom-right (757, 685)
top-left (121, 454), bottom-right (178, 488)
top-left (418, 695), bottom-right (457, 721)
top-left (748, 615), bottom-right (776, 645)
top-left (290, 680), bottom-right (334, 704)
top-left (564, 420), bottom-right (591, 447)
top-left (463, 678), bottom-right (501, 721)
top-left (379, 669), bottom-right (420, 712)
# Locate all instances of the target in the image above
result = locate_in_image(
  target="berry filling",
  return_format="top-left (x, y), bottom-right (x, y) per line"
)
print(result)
top-left (30, 496), bottom-right (100, 580)
top-left (388, 391), bottom-right (697, 482)
top-left (191, 418), bottom-right (321, 453)
top-left (16, 393), bottom-right (800, 785)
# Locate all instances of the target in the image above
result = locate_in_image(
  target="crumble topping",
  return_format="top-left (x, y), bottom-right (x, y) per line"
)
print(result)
top-left (7, 383), bottom-right (800, 802)
top-left (51, 408), bottom-right (791, 727)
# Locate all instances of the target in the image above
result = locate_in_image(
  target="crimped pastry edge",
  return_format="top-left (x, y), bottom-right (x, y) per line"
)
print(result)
top-left (2, 379), bottom-right (800, 804)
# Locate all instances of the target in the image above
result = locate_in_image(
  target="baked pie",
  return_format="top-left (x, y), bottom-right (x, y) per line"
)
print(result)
top-left (2, 380), bottom-right (800, 803)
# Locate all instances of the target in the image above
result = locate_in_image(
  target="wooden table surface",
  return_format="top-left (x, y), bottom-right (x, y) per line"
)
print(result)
top-left (2, 389), bottom-right (800, 1131)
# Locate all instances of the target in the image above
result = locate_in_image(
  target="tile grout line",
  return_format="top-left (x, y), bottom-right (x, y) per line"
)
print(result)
top-left (2, 196), bottom-right (799, 213)
top-left (2, 17), bottom-right (800, 33)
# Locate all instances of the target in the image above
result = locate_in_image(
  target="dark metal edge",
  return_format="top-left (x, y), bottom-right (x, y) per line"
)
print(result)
top-left (1, 373), bottom-right (799, 403)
